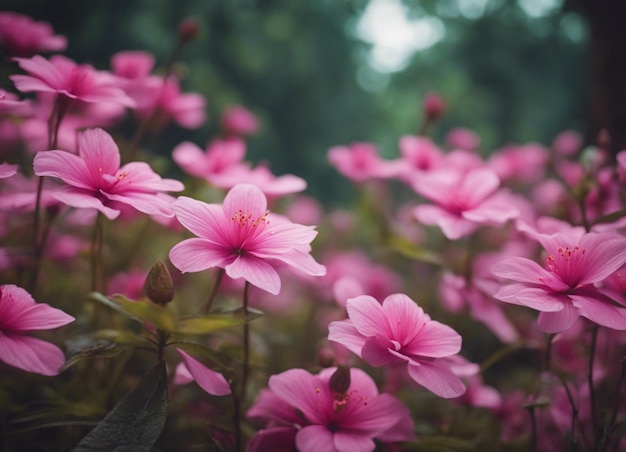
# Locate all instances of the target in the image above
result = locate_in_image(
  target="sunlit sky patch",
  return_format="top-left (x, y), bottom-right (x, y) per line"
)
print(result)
top-left (356, 0), bottom-right (445, 73)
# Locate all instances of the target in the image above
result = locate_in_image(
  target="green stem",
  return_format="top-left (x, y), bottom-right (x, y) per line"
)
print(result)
top-left (234, 281), bottom-right (251, 452)
top-left (203, 268), bottom-right (225, 314)
top-left (90, 212), bottom-right (104, 293)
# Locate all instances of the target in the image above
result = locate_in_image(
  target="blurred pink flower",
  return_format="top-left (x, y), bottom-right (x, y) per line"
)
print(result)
top-left (488, 143), bottom-right (549, 184)
top-left (328, 293), bottom-right (466, 398)
top-left (493, 229), bottom-right (626, 333)
top-left (174, 349), bottom-right (230, 396)
top-left (173, 138), bottom-right (247, 180)
top-left (11, 55), bottom-right (134, 107)
top-left (328, 142), bottom-right (400, 183)
top-left (0, 88), bottom-right (33, 116)
top-left (220, 104), bottom-right (259, 136)
top-left (0, 12), bottom-right (66, 56)
top-left (412, 167), bottom-right (519, 239)
top-left (247, 367), bottom-right (413, 452)
top-left (396, 135), bottom-right (443, 178)
top-left (0, 162), bottom-right (17, 178)
top-left (423, 91), bottom-right (445, 121)
top-left (552, 130), bottom-right (582, 157)
top-left (169, 183), bottom-right (326, 295)
top-left (134, 75), bottom-right (206, 129)
top-left (210, 164), bottom-right (307, 199)
top-left (445, 127), bottom-right (480, 151)
top-left (33, 127), bottom-right (184, 219)
top-left (0, 284), bottom-right (74, 375)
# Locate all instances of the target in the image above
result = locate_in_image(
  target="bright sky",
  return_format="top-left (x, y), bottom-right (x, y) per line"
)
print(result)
top-left (356, 0), bottom-right (445, 73)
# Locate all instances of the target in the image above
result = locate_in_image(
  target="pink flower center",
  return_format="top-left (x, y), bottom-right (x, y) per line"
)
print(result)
top-left (545, 245), bottom-right (587, 287)
top-left (231, 209), bottom-right (269, 228)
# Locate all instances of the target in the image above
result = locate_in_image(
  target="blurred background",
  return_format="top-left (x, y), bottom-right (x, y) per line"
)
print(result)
top-left (2, 0), bottom-right (612, 204)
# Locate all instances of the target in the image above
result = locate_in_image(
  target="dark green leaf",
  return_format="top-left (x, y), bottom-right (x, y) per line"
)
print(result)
top-left (176, 308), bottom-right (263, 335)
top-left (60, 340), bottom-right (126, 373)
top-left (90, 292), bottom-right (176, 332)
top-left (72, 362), bottom-right (168, 451)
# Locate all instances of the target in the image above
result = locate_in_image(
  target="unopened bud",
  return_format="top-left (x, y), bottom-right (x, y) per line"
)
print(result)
top-left (178, 18), bottom-right (200, 43)
top-left (329, 365), bottom-right (351, 394)
top-left (144, 260), bottom-right (174, 306)
top-left (423, 92), bottom-right (445, 122)
top-left (597, 128), bottom-right (610, 151)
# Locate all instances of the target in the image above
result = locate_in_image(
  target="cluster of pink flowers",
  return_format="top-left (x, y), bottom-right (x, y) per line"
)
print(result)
top-left (3, 9), bottom-right (626, 452)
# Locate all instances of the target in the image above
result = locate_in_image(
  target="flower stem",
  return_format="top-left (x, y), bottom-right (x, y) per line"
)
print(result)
top-left (90, 212), bottom-right (104, 293)
top-left (589, 325), bottom-right (599, 444)
top-left (234, 281), bottom-right (251, 451)
top-left (203, 268), bottom-right (225, 314)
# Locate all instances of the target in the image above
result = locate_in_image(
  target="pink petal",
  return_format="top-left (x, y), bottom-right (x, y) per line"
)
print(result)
top-left (296, 426), bottom-right (336, 452)
top-left (247, 389), bottom-right (303, 425)
top-left (34, 150), bottom-right (93, 190)
top-left (494, 285), bottom-right (565, 312)
top-left (103, 191), bottom-right (176, 217)
top-left (172, 196), bottom-right (228, 242)
top-left (537, 300), bottom-right (580, 333)
top-left (346, 295), bottom-right (391, 338)
top-left (264, 249), bottom-right (327, 277)
top-left (414, 204), bottom-right (478, 239)
top-left (462, 193), bottom-right (519, 223)
top-left (5, 302), bottom-right (74, 331)
top-left (77, 128), bottom-right (120, 178)
top-left (172, 362), bottom-right (194, 385)
top-left (176, 349), bottom-right (231, 396)
top-left (169, 238), bottom-right (230, 273)
top-left (345, 392), bottom-right (410, 433)
top-left (578, 236), bottom-right (626, 285)
top-left (407, 361), bottom-right (466, 398)
top-left (570, 293), bottom-right (626, 330)
top-left (247, 427), bottom-right (298, 452)
top-left (225, 256), bottom-right (281, 294)
top-left (172, 141), bottom-right (212, 177)
top-left (460, 168), bottom-right (501, 206)
top-left (53, 187), bottom-right (121, 219)
top-left (380, 294), bottom-right (425, 343)
top-left (0, 331), bottom-right (65, 376)
top-left (361, 336), bottom-right (395, 366)
top-left (333, 432), bottom-right (375, 452)
top-left (327, 320), bottom-right (367, 357)
top-left (404, 321), bottom-right (462, 358)
top-left (492, 256), bottom-right (569, 291)
top-left (222, 183), bottom-right (267, 219)
top-left (114, 162), bottom-right (184, 192)
top-left (269, 369), bottom-right (328, 425)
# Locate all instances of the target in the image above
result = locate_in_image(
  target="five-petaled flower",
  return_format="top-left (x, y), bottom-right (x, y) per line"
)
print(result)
top-left (328, 293), bottom-right (466, 398)
top-left (169, 183), bottom-right (326, 295)
top-left (33, 127), bottom-right (184, 219)
top-left (0, 284), bottom-right (74, 376)
top-left (493, 229), bottom-right (626, 333)
top-left (246, 367), bottom-right (414, 452)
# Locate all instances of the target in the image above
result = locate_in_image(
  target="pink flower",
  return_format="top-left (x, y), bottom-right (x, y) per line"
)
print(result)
top-left (134, 75), bottom-right (206, 129)
top-left (209, 164), bottom-right (307, 199)
top-left (412, 167), bottom-right (519, 239)
top-left (247, 367), bottom-right (414, 452)
top-left (492, 229), bottom-right (626, 333)
top-left (328, 293), bottom-right (466, 398)
top-left (487, 143), bottom-right (549, 184)
top-left (11, 55), bottom-right (134, 107)
top-left (0, 162), bottom-right (17, 179)
top-left (169, 183), bottom-right (326, 294)
top-left (172, 138), bottom-right (247, 181)
top-left (0, 89), bottom-right (32, 116)
top-left (422, 92), bottom-right (445, 121)
top-left (328, 142), bottom-right (400, 183)
top-left (174, 349), bottom-right (230, 396)
top-left (0, 284), bottom-right (74, 375)
top-left (220, 104), bottom-right (259, 136)
top-left (33, 128), bottom-right (184, 219)
top-left (396, 135), bottom-right (443, 178)
top-left (552, 130), bottom-right (582, 157)
top-left (0, 12), bottom-right (66, 56)
top-left (445, 127), bottom-right (480, 151)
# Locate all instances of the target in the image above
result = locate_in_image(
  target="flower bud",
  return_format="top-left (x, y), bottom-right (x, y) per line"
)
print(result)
top-left (329, 365), bottom-right (351, 394)
top-left (178, 18), bottom-right (200, 43)
top-left (144, 260), bottom-right (174, 306)
top-left (423, 92), bottom-right (445, 122)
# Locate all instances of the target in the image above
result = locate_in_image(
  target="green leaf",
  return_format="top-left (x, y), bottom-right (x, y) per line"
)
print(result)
top-left (72, 362), bottom-right (168, 452)
top-left (60, 340), bottom-right (126, 372)
top-left (388, 236), bottom-right (443, 266)
top-left (90, 292), bottom-right (176, 332)
top-left (176, 308), bottom-right (263, 335)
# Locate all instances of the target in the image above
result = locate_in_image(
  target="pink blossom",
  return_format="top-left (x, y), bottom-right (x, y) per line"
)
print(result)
top-left (11, 55), bottom-right (134, 107)
top-left (328, 293), bottom-right (466, 398)
top-left (422, 92), bottom-right (445, 121)
top-left (445, 127), bottom-right (480, 151)
top-left (169, 183), bottom-right (326, 295)
top-left (247, 367), bottom-right (414, 452)
top-left (493, 229), bottom-right (626, 333)
top-left (412, 167), bottom-right (519, 239)
top-left (172, 138), bottom-right (247, 180)
top-left (552, 130), bottom-right (582, 157)
top-left (0, 168), bottom-right (59, 212)
top-left (209, 164), bottom-right (307, 199)
top-left (0, 12), bottom-right (66, 56)
top-left (0, 284), bottom-right (74, 375)
top-left (487, 143), bottom-right (549, 184)
top-left (0, 162), bottom-right (17, 178)
top-left (328, 142), bottom-right (400, 183)
top-left (0, 89), bottom-right (32, 116)
top-left (134, 75), bottom-right (206, 129)
top-left (395, 135), bottom-right (443, 181)
top-left (220, 104), bottom-right (259, 136)
top-left (33, 128), bottom-right (184, 219)
top-left (111, 51), bottom-right (155, 80)
top-left (174, 349), bottom-right (231, 396)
